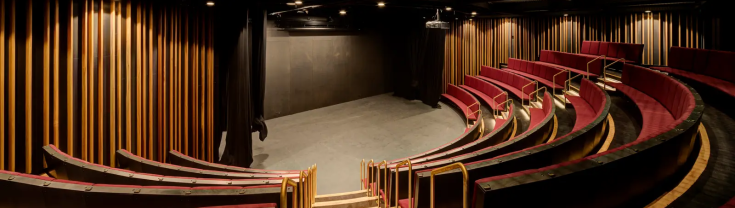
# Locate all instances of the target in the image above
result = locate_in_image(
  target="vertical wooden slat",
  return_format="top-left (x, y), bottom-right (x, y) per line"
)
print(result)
top-left (116, 1), bottom-right (122, 154)
top-left (199, 13), bottom-right (205, 160)
top-left (9, 0), bottom-right (16, 171)
top-left (208, 12), bottom-right (213, 162)
top-left (158, 5), bottom-right (163, 161)
top-left (176, 7), bottom-right (181, 152)
top-left (184, 9), bottom-right (189, 155)
top-left (25, 0), bottom-right (34, 173)
top-left (53, 0), bottom-right (59, 146)
top-left (110, 0), bottom-right (116, 166)
top-left (87, 0), bottom-right (94, 163)
top-left (43, 0), bottom-right (50, 147)
top-left (148, 2), bottom-right (153, 160)
top-left (169, 7), bottom-right (174, 155)
top-left (0, 0), bottom-right (5, 170)
top-left (67, 0), bottom-right (73, 156)
top-left (97, 0), bottom-right (103, 164)
top-left (136, 0), bottom-right (141, 156)
top-left (126, 0), bottom-right (131, 151)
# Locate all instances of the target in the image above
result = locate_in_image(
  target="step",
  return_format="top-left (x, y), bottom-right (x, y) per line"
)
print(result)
top-left (312, 196), bottom-right (379, 208)
top-left (315, 190), bottom-right (369, 202)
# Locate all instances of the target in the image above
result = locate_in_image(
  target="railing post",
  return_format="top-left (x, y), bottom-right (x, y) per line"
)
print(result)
top-left (430, 162), bottom-right (468, 208)
top-left (280, 178), bottom-right (298, 208)
top-left (395, 160), bottom-right (413, 208)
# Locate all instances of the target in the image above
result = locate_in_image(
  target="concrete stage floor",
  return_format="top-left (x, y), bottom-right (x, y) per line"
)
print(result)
top-left (251, 93), bottom-right (469, 194)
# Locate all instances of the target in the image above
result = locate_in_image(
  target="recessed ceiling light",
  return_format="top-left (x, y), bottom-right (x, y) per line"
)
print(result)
top-left (206, 1), bottom-right (214, 6)
top-left (339, 10), bottom-right (347, 15)
top-left (564, 14), bottom-right (568, 16)
top-left (445, 7), bottom-right (452, 11)
top-left (645, 10), bottom-right (651, 13)
top-left (469, 18), bottom-right (473, 21)
top-left (295, 0), bottom-right (303, 5)
top-left (378, 2), bottom-right (385, 7)
top-left (471, 11), bottom-right (477, 15)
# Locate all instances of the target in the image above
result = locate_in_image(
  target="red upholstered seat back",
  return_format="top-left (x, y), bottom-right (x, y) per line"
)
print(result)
top-left (668, 47), bottom-right (735, 83)
top-left (622, 64), bottom-right (695, 121)
top-left (581, 41), bottom-right (644, 63)
top-left (589, 41), bottom-right (600, 55)
top-left (578, 79), bottom-right (606, 114)
top-left (446, 84), bottom-right (480, 116)
top-left (581, 41), bottom-right (592, 54)
top-left (481, 65), bottom-right (536, 95)
top-left (540, 50), bottom-right (603, 75)
top-left (541, 92), bottom-right (552, 116)
top-left (705, 50), bottom-right (735, 83)
top-left (508, 58), bottom-right (566, 86)
top-left (464, 75), bottom-right (506, 103)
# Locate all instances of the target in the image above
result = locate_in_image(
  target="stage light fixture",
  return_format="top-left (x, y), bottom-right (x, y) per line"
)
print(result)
top-left (645, 10), bottom-right (651, 13)
top-left (378, 2), bottom-right (385, 7)
top-left (426, 9), bottom-right (449, 29)
top-left (206, 1), bottom-right (214, 6)
top-left (295, 1), bottom-right (303, 5)
top-left (471, 11), bottom-right (477, 15)
top-left (564, 14), bottom-right (568, 16)
top-left (445, 7), bottom-right (452, 11)
top-left (339, 10), bottom-right (347, 15)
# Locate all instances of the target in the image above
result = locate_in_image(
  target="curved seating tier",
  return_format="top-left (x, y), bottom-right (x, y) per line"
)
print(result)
top-left (723, 197), bottom-right (735, 208)
top-left (460, 75), bottom-right (507, 111)
top-left (384, 92), bottom-right (556, 207)
top-left (538, 50), bottom-right (604, 78)
top-left (43, 145), bottom-right (292, 187)
top-left (566, 79), bottom-right (608, 132)
top-left (579, 41), bottom-right (644, 63)
top-left (478, 66), bottom-right (536, 100)
top-left (0, 170), bottom-right (291, 208)
top-left (651, 47), bottom-right (735, 98)
top-left (202, 204), bottom-right (278, 208)
top-left (506, 58), bottom-right (569, 90)
top-left (442, 84), bottom-right (480, 122)
top-left (410, 84), bottom-right (610, 207)
top-left (169, 150), bottom-right (301, 174)
top-left (471, 65), bottom-right (701, 208)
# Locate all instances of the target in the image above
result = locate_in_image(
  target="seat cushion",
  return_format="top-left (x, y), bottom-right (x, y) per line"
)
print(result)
top-left (652, 66), bottom-right (735, 98)
top-left (493, 119), bottom-right (507, 131)
top-left (529, 108), bottom-right (546, 129)
top-left (606, 82), bottom-right (675, 140)
top-left (477, 76), bottom-right (531, 100)
top-left (442, 94), bottom-right (478, 121)
top-left (565, 96), bottom-right (596, 131)
top-left (398, 198), bottom-right (413, 208)
top-left (460, 85), bottom-right (504, 111)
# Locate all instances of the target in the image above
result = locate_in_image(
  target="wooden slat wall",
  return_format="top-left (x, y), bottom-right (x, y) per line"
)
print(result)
top-left (443, 13), bottom-right (716, 89)
top-left (0, 0), bottom-right (216, 173)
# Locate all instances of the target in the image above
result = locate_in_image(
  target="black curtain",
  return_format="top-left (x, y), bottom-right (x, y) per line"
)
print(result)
top-left (391, 21), bottom-right (446, 108)
top-left (217, 3), bottom-right (253, 167)
top-left (250, 9), bottom-right (268, 142)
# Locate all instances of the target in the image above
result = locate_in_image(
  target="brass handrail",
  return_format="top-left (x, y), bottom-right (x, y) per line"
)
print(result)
top-left (367, 160), bottom-right (374, 196)
top-left (465, 102), bottom-right (481, 128)
top-left (312, 164), bottom-right (317, 203)
top-left (552, 69), bottom-right (569, 100)
top-left (280, 178), bottom-right (298, 208)
top-left (528, 87), bottom-right (547, 101)
top-left (360, 159), bottom-right (365, 190)
top-left (375, 160), bottom-right (388, 206)
top-left (494, 99), bottom-right (514, 120)
top-left (564, 73), bottom-right (584, 103)
top-left (430, 162), bottom-right (468, 208)
top-left (395, 160), bottom-right (413, 208)
top-left (491, 92), bottom-right (507, 119)
top-left (300, 170), bottom-right (308, 208)
top-left (521, 81), bottom-right (538, 114)
top-left (586, 55), bottom-right (606, 79)
top-left (603, 58), bottom-right (625, 89)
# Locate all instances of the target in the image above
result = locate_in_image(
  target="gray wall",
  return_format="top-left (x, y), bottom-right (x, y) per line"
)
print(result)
top-left (265, 21), bottom-right (391, 119)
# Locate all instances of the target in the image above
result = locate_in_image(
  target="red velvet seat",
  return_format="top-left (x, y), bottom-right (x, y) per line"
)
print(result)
top-left (651, 47), bottom-right (735, 98)
top-left (722, 197), bottom-right (735, 208)
top-left (505, 58), bottom-right (567, 89)
top-left (493, 118), bottom-right (507, 130)
top-left (579, 41), bottom-right (644, 63)
top-left (565, 79), bottom-right (607, 132)
top-left (538, 50), bottom-right (604, 78)
top-left (442, 84), bottom-right (480, 121)
top-left (398, 197), bottom-right (413, 208)
top-left (460, 75), bottom-right (507, 111)
top-left (478, 66), bottom-right (536, 100)
top-left (201, 204), bottom-right (278, 208)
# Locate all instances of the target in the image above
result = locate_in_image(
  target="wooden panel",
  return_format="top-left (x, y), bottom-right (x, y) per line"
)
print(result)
top-left (97, 0), bottom-right (103, 164)
top-left (87, 0), bottom-right (93, 163)
top-left (148, 3), bottom-right (153, 160)
top-left (208, 12), bottom-right (213, 162)
top-left (53, 0), bottom-right (59, 146)
top-left (125, 0), bottom-right (131, 151)
top-left (43, 0), bottom-right (50, 147)
top-left (66, 0), bottom-right (73, 156)
top-left (0, 0), bottom-right (5, 171)
top-left (184, 9), bottom-right (188, 156)
top-left (9, 0), bottom-right (16, 172)
top-left (25, 0), bottom-right (34, 173)
top-left (110, 0), bottom-right (116, 166)
top-left (135, 0), bottom-right (141, 156)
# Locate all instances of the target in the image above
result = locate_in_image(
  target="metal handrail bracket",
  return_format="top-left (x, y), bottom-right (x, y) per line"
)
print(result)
top-left (395, 160), bottom-right (413, 208)
top-left (430, 162), bottom-right (469, 208)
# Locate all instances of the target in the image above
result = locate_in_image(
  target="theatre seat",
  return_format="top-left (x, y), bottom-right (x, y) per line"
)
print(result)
top-left (461, 75), bottom-right (507, 111)
top-left (722, 197), bottom-right (735, 208)
top-left (200, 204), bottom-right (278, 208)
top-left (566, 79), bottom-right (607, 131)
top-left (442, 84), bottom-right (480, 121)
top-left (398, 197), bottom-right (413, 208)
top-left (478, 66), bottom-right (536, 100)
top-left (505, 58), bottom-right (567, 90)
top-left (168, 150), bottom-right (300, 174)
top-left (651, 47), bottom-right (735, 98)
top-left (578, 41), bottom-right (644, 63)
top-left (493, 118), bottom-right (507, 130)
top-left (538, 50), bottom-right (604, 78)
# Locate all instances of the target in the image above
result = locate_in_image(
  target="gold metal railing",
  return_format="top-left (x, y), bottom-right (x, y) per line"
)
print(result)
top-left (302, 168), bottom-right (311, 208)
top-left (366, 160), bottom-right (374, 196)
top-left (375, 160), bottom-right (388, 207)
top-left (521, 81), bottom-right (538, 114)
top-left (491, 92), bottom-right (507, 119)
top-left (280, 178), bottom-right (299, 208)
top-left (312, 164), bottom-right (317, 204)
top-left (602, 58), bottom-right (625, 89)
top-left (586, 55), bottom-right (606, 79)
top-left (360, 159), bottom-right (365, 190)
top-left (564, 73), bottom-right (584, 103)
top-left (395, 160), bottom-right (413, 208)
top-left (430, 162), bottom-right (469, 208)
top-left (494, 99), bottom-right (513, 120)
top-left (465, 102), bottom-right (481, 128)
top-left (552, 69), bottom-right (570, 101)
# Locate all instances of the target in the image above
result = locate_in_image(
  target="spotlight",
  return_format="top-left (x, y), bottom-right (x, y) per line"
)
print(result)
top-left (295, 0), bottom-right (302, 5)
top-left (445, 7), bottom-right (452, 11)
top-left (469, 18), bottom-right (473, 21)
top-left (645, 10), bottom-right (651, 13)
top-left (339, 10), bottom-right (346, 15)
top-left (378, 2), bottom-right (385, 7)
top-left (471, 11), bottom-right (477, 15)
top-left (564, 14), bottom-right (568, 17)
top-left (206, 1), bottom-right (214, 6)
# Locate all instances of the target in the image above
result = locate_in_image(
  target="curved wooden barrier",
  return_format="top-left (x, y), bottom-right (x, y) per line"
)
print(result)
top-left (168, 150), bottom-right (301, 174)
